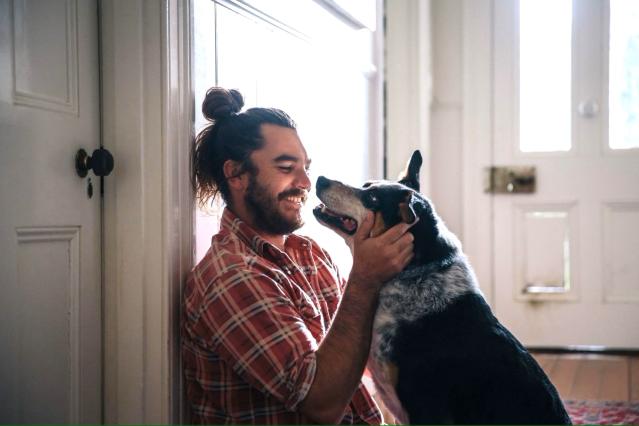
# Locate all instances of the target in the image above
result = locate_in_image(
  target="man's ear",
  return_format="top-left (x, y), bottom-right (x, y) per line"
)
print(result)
top-left (398, 192), bottom-right (418, 224)
top-left (397, 150), bottom-right (422, 192)
top-left (223, 159), bottom-right (248, 190)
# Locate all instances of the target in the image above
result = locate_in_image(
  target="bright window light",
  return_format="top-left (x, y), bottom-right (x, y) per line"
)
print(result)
top-left (519, 0), bottom-right (573, 153)
top-left (609, 0), bottom-right (639, 150)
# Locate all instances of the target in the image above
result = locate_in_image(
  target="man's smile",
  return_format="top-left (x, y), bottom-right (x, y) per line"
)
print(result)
top-left (280, 191), bottom-right (308, 209)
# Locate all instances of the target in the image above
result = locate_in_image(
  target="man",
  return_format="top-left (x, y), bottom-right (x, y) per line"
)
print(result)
top-left (183, 87), bottom-right (414, 424)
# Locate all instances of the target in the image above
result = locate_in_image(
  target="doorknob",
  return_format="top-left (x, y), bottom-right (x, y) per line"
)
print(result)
top-left (75, 147), bottom-right (114, 178)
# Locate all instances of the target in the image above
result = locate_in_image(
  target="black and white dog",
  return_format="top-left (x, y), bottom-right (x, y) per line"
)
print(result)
top-left (313, 151), bottom-right (571, 425)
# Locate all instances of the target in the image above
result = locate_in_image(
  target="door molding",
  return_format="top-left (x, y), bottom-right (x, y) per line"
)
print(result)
top-left (461, 0), bottom-right (494, 304)
top-left (385, 0), bottom-right (432, 190)
top-left (101, 0), bottom-right (192, 422)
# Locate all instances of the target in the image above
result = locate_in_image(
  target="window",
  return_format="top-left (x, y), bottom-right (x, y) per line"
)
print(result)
top-left (516, 0), bottom-right (639, 153)
top-left (609, 0), bottom-right (639, 150)
top-left (519, 0), bottom-right (572, 153)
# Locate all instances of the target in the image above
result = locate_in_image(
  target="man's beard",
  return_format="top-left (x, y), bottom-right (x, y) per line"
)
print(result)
top-left (244, 172), bottom-right (305, 235)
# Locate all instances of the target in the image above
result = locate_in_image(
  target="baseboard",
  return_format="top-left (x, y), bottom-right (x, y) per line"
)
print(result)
top-left (528, 346), bottom-right (639, 356)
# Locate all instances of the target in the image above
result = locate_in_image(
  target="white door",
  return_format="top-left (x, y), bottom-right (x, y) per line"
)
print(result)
top-left (492, 0), bottom-right (639, 348)
top-left (0, 0), bottom-right (102, 422)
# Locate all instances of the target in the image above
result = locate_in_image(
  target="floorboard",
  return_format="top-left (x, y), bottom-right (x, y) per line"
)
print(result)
top-left (531, 352), bottom-right (639, 402)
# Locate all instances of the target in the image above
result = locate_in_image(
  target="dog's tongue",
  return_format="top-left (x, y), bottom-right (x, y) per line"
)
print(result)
top-left (319, 205), bottom-right (358, 232)
top-left (342, 217), bottom-right (357, 232)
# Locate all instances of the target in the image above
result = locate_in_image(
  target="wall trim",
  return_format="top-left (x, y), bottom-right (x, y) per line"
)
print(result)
top-left (461, 0), bottom-right (494, 304)
top-left (385, 0), bottom-right (432, 190)
top-left (101, 0), bottom-right (192, 422)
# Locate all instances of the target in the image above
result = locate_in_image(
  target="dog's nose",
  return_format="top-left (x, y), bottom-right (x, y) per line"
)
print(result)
top-left (316, 176), bottom-right (329, 191)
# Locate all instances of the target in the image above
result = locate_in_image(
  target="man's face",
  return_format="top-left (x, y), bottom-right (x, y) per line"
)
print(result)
top-left (243, 124), bottom-right (311, 235)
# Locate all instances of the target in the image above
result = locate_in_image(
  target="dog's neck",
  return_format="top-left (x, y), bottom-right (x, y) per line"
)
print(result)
top-left (409, 215), bottom-right (460, 266)
top-left (398, 253), bottom-right (459, 280)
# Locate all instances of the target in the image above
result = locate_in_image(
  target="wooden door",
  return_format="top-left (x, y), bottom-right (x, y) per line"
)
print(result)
top-left (0, 0), bottom-right (102, 421)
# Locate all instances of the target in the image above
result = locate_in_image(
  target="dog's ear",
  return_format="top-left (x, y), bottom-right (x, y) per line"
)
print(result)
top-left (398, 191), bottom-right (418, 224)
top-left (397, 150), bottom-right (422, 192)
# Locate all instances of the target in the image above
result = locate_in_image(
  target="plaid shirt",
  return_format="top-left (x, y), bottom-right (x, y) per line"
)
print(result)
top-left (182, 208), bottom-right (382, 424)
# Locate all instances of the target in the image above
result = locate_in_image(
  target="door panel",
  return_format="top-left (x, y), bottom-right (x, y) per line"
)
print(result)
top-left (0, 0), bottom-right (101, 422)
top-left (492, 0), bottom-right (639, 348)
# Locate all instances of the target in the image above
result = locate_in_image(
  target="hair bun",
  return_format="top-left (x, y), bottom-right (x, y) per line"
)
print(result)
top-left (202, 87), bottom-right (245, 121)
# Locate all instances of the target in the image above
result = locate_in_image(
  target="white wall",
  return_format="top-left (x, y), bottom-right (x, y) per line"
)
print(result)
top-left (386, 0), bottom-right (464, 239)
top-left (429, 0), bottom-right (464, 239)
top-left (385, 0), bottom-right (432, 194)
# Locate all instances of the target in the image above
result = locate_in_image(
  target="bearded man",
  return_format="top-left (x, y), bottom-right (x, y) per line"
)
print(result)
top-left (182, 88), bottom-right (414, 424)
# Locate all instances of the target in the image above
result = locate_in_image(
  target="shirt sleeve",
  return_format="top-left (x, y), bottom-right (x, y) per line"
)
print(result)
top-left (192, 266), bottom-right (318, 412)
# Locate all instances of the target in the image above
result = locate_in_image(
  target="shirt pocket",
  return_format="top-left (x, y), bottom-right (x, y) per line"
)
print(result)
top-left (296, 289), bottom-right (320, 319)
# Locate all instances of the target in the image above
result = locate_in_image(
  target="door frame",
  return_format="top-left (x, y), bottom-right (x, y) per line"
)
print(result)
top-left (461, 0), bottom-right (494, 304)
top-left (101, 0), bottom-right (192, 422)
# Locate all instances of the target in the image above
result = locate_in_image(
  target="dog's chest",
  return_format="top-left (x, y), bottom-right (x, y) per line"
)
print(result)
top-left (368, 263), bottom-right (477, 423)
top-left (368, 277), bottom-right (425, 424)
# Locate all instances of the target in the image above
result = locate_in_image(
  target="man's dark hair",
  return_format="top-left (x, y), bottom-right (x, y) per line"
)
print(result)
top-left (192, 87), bottom-right (296, 207)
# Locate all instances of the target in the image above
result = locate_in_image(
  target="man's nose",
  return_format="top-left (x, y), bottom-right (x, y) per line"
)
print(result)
top-left (295, 168), bottom-right (311, 190)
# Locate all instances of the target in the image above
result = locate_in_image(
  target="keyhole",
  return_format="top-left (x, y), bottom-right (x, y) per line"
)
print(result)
top-left (87, 178), bottom-right (94, 199)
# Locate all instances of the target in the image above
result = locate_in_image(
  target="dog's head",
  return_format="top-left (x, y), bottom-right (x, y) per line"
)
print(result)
top-left (313, 150), bottom-right (459, 264)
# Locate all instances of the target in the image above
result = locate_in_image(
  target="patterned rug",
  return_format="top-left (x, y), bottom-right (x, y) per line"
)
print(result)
top-left (564, 400), bottom-right (639, 425)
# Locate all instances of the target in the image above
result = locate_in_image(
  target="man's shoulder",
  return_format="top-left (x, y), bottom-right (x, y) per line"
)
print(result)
top-left (192, 231), bottom-right (257, 281)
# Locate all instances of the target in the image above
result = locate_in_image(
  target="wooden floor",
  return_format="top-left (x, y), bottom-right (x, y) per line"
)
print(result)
top-left (532, 352), bottom-right (639, 402)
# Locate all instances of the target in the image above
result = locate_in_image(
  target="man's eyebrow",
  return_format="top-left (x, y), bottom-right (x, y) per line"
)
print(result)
top-left (273, 155), bottom-right (312, 167)
top-left (273, 154), bottom-right (298, 162)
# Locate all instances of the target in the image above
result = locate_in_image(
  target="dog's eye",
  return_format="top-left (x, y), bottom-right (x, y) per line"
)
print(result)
top-left (368, 194), bottom-right (379, 204)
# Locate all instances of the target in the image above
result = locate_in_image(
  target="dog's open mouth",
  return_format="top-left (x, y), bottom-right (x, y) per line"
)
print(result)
top-left (313, 204), bottom-right (358, 235)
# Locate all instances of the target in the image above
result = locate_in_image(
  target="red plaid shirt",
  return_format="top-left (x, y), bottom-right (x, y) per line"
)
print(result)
top-left (182, 208), bottom-right (382, 424)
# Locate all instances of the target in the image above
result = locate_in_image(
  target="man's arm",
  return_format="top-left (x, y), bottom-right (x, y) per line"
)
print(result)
top-left (299, 212), bottom-right (414, 423)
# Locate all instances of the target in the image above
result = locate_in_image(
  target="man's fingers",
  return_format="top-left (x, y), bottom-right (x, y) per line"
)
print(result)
top-left (380, 222), bottom-right (413, 244)
top-left (398, 244), bottom-right (414, 262)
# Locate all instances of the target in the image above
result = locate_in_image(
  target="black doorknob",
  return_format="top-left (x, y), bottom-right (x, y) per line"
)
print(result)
top-left (75, 147), bottom-right (114, 178)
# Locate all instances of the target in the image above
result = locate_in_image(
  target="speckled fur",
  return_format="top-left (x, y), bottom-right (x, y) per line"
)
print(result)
top-left (369, 253), bottom-right (484, 423)
top-left (372, 256), bottom-right (482, 361)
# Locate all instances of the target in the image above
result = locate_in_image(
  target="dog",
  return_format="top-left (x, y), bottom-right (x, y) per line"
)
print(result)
top-left (313, 150), bottom-right (571, 424)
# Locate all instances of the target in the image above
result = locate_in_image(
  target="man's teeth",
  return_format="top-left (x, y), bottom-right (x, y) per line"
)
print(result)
top-left (285, 196), bottom-right (305, 203)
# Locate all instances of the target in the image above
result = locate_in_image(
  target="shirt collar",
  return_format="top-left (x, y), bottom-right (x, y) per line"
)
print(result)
top-left (219, 207), bottom-right (311, 257)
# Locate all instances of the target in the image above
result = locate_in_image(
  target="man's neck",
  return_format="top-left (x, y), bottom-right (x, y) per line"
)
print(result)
top-left (228, 205), bottom-right (287, 251)
top-left (258, 233), bottom-right (287, 251)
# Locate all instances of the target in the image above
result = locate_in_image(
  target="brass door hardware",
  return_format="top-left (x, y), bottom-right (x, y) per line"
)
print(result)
top-left (484, 166), bottom-right (536, 193)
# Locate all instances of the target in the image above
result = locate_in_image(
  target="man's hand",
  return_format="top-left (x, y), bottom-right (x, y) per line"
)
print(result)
top-left (349, 212), bottom-right (415, 288)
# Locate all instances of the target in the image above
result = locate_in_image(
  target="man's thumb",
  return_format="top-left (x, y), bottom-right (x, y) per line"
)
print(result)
top-left (355, 212), bottom-right (374, 241)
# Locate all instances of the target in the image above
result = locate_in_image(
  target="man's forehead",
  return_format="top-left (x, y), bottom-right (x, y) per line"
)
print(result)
top-left (258, 124), bottom-right (309, 163)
